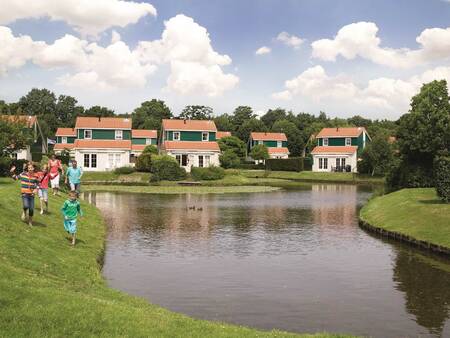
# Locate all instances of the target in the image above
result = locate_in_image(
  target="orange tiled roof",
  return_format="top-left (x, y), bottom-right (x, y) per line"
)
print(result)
top-left (74, 139), bottom-right (131, 149)
top-left (55, 128), bottom-right (76, 136)
top-left (251, 132), bottom-right (287, 141)
top-left (216, 131), bottom-right (232, 139)
top-left (131, 144), bottom-right (147, 151)
top-left (162, 119), bottom-right (217, 131)
top-left (54, 143), bottom-right (75, 150)
top-left (0, 115), bottom-right (36, 128)
top-left (311, 146), bottom-right (358, 154)
top-left (131, 129), bottom-right (157, 138)
top-left (268, 147), bottom-right (289, 154)
top-left (163, 141), bottom-right (220, 151)
top-left (316, 127), bottom-right (367, 138)
top-left (75, 117), bottom-right (131, 129)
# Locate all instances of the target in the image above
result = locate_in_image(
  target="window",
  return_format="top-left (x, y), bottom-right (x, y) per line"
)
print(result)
top-left (198, 155), bottom-right (204, 168)
top-left (84, 130), bottom-right (92, 139)
top-left (323, 138), bottom-right (329, 146)
top-left (258, 140), bottom-right (263, 145)
top-left (175, 155), bottom-right (181, 165)
top-left (11, 153), bottom-right (18, 160)
top-left (130, 154), bottom-right (136, 164)
top-left (345, 137), bottom-right (351, 146)
top-left (62, 136), bottom-right (67, 143)
top-left (115, 153), bottom-right (121, 167)
top-left (319, 158), bottom-right (323, 169)
top-left (277, 141), bottom-right (282, 148)
top-left (202, 132), bottom-right (209, 141)
top-left (84, 154), bottom-right (90, 167)
top-left (115, 130), bottom-right (123, 140)
top-left (145, 138), bottom-right (151, 145)
top-left (108, 154), bottom-right (114, 168)
top-left (173, 132), bottom-right (180, 141)
top-left (84, 154), bottom-right (97, 168)
top-left (336, 158), bottom-right (340, 168)
top-left (91, 154), bottom-right (97, 168)
top-left (323, 158), bottom-right (328, 169)
top-left (341, 158), bottom-right (346, 167)
top-left (204, 155), bottom-right (210, 167)
top-left (182, 154), bottom-right (188, 166)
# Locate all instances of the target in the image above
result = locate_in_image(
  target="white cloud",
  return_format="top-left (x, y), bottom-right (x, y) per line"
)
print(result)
top-left (111, 30), bottom-right (121, 44)
top-left (255, 46), bottom-right (271, 55)
top-left (272, 65), bottom-right (450, 114)
top-left (311, 22), bottom-right (450, 68)
top-left (0, 0), bottom-right (157, 37)
top-left (276, 31), bottom-right (304, 49)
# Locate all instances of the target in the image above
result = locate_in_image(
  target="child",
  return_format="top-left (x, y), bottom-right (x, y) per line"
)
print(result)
top-left (61, 191), bottom-right (83, 246)
top-left (37, 164), bottom-right (50, 214)
top-left (48, 154), bottom-right (62, 196)
top-left (65, 160), bottom-right (83, 196)
top-left (10, 162), bottom-right (39, 226)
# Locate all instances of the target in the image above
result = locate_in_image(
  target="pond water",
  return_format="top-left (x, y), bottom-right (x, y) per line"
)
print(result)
top-left (84, 184), bottom-right (450, 338)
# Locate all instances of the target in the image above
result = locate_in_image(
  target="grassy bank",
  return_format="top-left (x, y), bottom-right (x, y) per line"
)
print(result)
top-left (360, 188), bottom-right (450, 249)
top-left (0, 179), bottom-right (350, 337)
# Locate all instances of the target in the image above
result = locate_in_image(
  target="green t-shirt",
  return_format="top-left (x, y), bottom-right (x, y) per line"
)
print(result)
top-left (61, 199), bottom-right (82, 220)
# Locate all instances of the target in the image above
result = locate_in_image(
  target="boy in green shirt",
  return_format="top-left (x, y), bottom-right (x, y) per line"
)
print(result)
top-left (61, 191), bottom-right (83, 246)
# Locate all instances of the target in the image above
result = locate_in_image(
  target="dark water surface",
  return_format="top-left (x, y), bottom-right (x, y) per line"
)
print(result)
top-left (85, 185), bottom-right (450, 338)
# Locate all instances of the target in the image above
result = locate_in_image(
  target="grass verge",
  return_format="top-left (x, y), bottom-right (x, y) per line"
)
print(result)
top-left (0, 178), bottom-right (351, 337)
top-left (360, 188), bottom-right (450, 249)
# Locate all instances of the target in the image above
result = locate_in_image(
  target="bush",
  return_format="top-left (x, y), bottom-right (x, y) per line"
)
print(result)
top-left (219, 150), bottom-right (241, 169)
top-left (114, 166), bottom-right (135, 175)
top-left (151, 155), bottom-right (186, 181)
top-left (304, 156), bottom-right (313, 171)
top-left (191, 166), bottom-right (225, 181)
top-left (434, 156), bottom-right (450, 203)
top-left (142, 145), bottom-right (158, 154)
top-left (236, 163), bottom-right (265, 170)
top-left (386, 159), bottom-right (434, 192)
top-left (0, 157), bottom-right (28, 177)
top-left (135, 153), bottom-right (152, 172)
top-left (265, 158), bottom-right (304, 172)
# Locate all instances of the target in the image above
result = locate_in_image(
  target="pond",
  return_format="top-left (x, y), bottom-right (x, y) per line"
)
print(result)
top-left (84, 184), bottom-right (450, 338)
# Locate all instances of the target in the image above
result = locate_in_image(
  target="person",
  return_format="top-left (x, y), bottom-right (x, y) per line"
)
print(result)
top-left (37, 164), bottom-right (50, 214)
top-left (48, 154), bottom-right (62, 196)
top-left (10, 162), bottom-right (39, 226)
top-left (65, 160), bottom-right (83, 196)
top-left (61, 191), bottom-right (83, 246)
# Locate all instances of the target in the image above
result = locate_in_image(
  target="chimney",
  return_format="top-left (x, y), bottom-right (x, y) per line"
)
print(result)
top-left (336, 127), bottom-right (339, 131)
top-left (98, 116), bottom-right (101, 122)
top-left (184, 119), bottom-right (187, 124)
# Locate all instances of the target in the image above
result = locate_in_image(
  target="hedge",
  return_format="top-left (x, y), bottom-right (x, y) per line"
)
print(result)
top-left (265, 157), bottom-right (304, 172)
top-left (0, 157), bottom-right (28, 177)
top-left (434, 156), bottom-right (450, 203)
top-left (191, 166), bottom-right (225, 181)
top-left (150, 155), bottom-right (186, 181)
top-left (236, 163), bottom-right (265, 170)
top-left (135, 153), bottom-right (152, 172)
top-left (114, 166), bottom-right (135, 175)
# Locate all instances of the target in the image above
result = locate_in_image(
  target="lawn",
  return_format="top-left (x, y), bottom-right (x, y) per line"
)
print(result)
top-left (82, 171), bottom-right (150, 183)
top-left (0, 178), bottom-right (351, 337)
top-left (360, 188), bottom-right (450, 249)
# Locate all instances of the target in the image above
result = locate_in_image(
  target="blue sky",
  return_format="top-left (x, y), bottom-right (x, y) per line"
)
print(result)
top-left (1, 0), bottom-right (450, 119)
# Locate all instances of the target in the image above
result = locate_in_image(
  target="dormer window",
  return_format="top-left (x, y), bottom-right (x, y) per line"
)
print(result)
top-left (258, 140), bottom-right (263, 145)
top-left (202, 132), bottom-right (208, 141)
top-left (115, 130), bottom-right (123, 140)
top-left (277, 141), bottom-right (282, 147)
top-left (84, 129), bottom-right (92, 139)
top-left (345, 137), bottom-right (351, 146)
top-left (173, 132), bottom-right (180, 141)
top-left (323, 138), bottom-right (328, 146)
top-left (145, 138), bottom-right (151, 145)
top-left (62, 136), bottom-right (67, 143)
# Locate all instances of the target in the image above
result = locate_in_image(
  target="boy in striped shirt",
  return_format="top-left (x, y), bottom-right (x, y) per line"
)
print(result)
top-left (10, 162), bottom-right (39, 226)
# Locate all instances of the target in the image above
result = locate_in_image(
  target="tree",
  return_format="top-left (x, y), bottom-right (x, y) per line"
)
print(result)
top-left (83, 106), bottom-right (115, 117)
top-left (272, 119), bottom-right (304, 157)
top-left (55, 95), bottom-right (84, 127)
top-left (179, 105), bottom-right (213, 120)
top-left (132, 99), bottom-right (172, 130)
top-left (0, 119), bottom-right (32, 157)
top-left (230, 106), bottom-right (255, 130)
top-left (214, 114), bottom-right (234, 132)
top-left (250, 144), bottom-right (269, 162)
top-left (261, 108), bottom-right (288, 129)
top-left (142, 145), bottom-right (158, 154)
top-left (218, 136), bottom-right (246, 158)
top-left (219, 150), bottom-right (241, 169)
top-left (359, 134), bottom-right (394, 176)
top-left (235, 118), bottom-right (267, 144)
top-left (347, 115), bottom-right (372, 128)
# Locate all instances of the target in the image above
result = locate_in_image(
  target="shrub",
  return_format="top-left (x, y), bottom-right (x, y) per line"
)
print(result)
top-left (265, 158), bottom-right (304, 172)
top-left (151, 155), bottom-right (186, 181)
top-left (191, 166), bottom-right (225, 181)
top-left (303, 156), bottom-right (313, 171)
top-left (250, 144), bottom-right (269, 161)
top-left (135, 153), bottom-right (152, 172)
top-left (386, 158), bottom-right (434, 192)
top-left (434, 156), bottom-right (450, 203)
top-left (236, 163), bottom-right (265, 170)
top-left (114, 166), bottom-right (135, 175)
top-left (219, 150), bottom-right (241, 169)
top-left (0, 157), bottom-right (28, 177)
top-left (218, 136), bottom-right (246, 158)
top-left (142, 145), bottom-right (158, 154)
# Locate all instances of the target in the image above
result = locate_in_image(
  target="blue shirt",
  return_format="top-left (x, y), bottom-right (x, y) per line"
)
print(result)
top-left (66, 167), bottom-right (83, 184)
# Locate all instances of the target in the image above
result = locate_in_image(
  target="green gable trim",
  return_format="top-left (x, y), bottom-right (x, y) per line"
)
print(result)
top-left (165, 130), bottom-right (214, 142)
top-left (250, 139), bottom-right (287, 148)
top-left (56, 136), bottom-right (76, 144)
top-left (76, 129), bottom-right (130, 140)
top-left (132, 137), bottom-right (157, 145)
top-left (318, 137), bottom-right (358, 147)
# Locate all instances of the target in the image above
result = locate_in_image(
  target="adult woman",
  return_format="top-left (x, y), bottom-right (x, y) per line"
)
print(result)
top-left (48, 154), bottom-right (62, 196)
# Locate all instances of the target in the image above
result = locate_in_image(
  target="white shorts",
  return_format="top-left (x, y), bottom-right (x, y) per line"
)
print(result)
top-left (38, 188), bottom-right (48, 201)
top-left (50, 174), bottom-right (60, 188)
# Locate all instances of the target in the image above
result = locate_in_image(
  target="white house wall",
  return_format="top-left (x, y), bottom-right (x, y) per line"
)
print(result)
top-left (312, 153), bottom-right (358, 173)
top-left (74, 149), bottom-right (131, 171)
top-left (165, 150), bottom-right (220, 172)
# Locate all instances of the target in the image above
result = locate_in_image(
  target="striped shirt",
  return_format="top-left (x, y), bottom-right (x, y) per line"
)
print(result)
top-left (17, 172), bottom-right (39, 195)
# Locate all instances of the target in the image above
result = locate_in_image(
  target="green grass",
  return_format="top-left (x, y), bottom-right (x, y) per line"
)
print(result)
top-left (82, 171), bottom-right (150, 183)
top-left (0, 178), bottom-right (354, 337)
top-left (83, 184), bottom-right (281, 194)
top-left (360, 188), bottom-right (450, 249)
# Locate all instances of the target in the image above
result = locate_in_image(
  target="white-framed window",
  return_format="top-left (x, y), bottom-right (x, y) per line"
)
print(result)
top-left (205, 155), bottom-right (210, 167)
top-left (84, 153), bottom-right (97, 168)
top-left (323, 158), bottom-right (328, 169)
top-left (62, 136), bottom-right (67, 143)
top-left (11, 152), bottom-right (18, 160)
top-left (115, 130), bottom-right (123, 140)
top-left (115, 153), bottom-right (121, 167)
top-left (277, 141), bottom-right (282, 147)
top-left (84, 129), bottom-right (92, 139)
top-left (84, 154), bottom-right (90, 167)
top-left (345, 137), bottom-right (351, 146)
top-left (198, 155), bottom-right (204, 167)
top-left (323, 138), bottom-right (328, 146)
top-left (319, 158), bottom-right (323, 169)
top-left (145, 138), bottom-right (151, 145)
top-left (341, 158), bottom-right (346, 167)
top-left (202, 132), bottom-right (209, 141)
top-left (336, 158), bottom-right (340, 168)
top-left (173, 131), bottom-right (180, 141)
top-left (108, 154), bottom-right (114, 168)
top-left (258, 140), bottom-right (263, 145)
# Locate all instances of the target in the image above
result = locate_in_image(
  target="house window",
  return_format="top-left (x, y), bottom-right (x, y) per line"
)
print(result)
top-left (345, 138), bottom-right (351, 146)
top-left (182, 154), bottom-right (188, 166)
top-left (319, 158), bottom-right (323, 169)
top-left (336, 158), bottom-right (340, 168)
top-left (115, 130), bottom-right (123, 140)
top-left (173, 132), bottom-right (180, 141)
top-left (202, 132), bottom-right (208, 141)
top-left (198, 155), bottom-right (204, 168)
top-left (62, 136), bottom-right (67, 143)
top-left (84, 130), bottom-right (92, 139)
top-left (145, 138), bottom-right (151, 145)
top-left (175, 155), bottom-right (181, 165)
top-left (108, 154), bottom-right (114, 168)
top-left (258, 140), bottom-right (263, 145)
top-left (11, 153), bottom-right (18, 160)
top-left (84, 154), bottom-right (90, 167)
top-left (115, 153), bottom-right (121, 167)
top-left (277, 141), bottom-right (282, 148)
top-left (323, 138), bottom-right (329, 146)
top-left (204, 155), bottom-right (210, 167)
top-left (91, 154), bottom-right (97, 168)
top-left (323, 158), bottom-right (328, 169)
top-left (341, 158), bottom-right (346, 167)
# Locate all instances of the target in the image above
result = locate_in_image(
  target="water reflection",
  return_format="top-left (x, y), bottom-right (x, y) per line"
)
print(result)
top-left (84, 184), bottom-right (450, 338)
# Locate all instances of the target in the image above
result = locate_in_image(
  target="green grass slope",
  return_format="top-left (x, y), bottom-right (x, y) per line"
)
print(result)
top-left (360, 188), bottom-right (450, 249)
top-left (0, 178), bottom-right (352, 338)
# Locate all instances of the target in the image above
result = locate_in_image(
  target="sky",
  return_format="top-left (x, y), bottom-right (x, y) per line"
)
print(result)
top-left (1, 0), bottom-right (450, 120)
